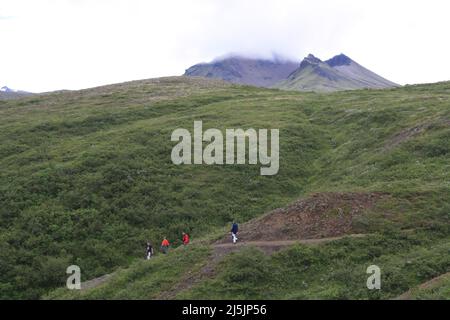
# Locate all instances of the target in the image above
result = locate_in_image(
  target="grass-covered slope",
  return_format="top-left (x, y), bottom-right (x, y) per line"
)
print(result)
top-left (0, 77), bottom-right (449, 299)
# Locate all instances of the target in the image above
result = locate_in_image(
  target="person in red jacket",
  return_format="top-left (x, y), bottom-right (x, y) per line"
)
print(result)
top-left (160, 237), bottom-right (170, 254)
top-left (182, 232), bottom-right (190, 245)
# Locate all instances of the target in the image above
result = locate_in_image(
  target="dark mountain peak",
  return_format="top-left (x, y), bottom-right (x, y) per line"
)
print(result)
top-left (305, 54), bottom-right (322, 64)
top-left (278, 52), bottom-right (398, 91)
top-left (325, 53), bottom-right (353, 67)
top-left (298, 54), bottom-right (323, 70)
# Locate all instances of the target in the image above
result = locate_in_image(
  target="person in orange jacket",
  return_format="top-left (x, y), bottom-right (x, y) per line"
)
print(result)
top-left (161, 237), bottom-right (170, 254)
top-left (182, 232), bottom-right (190, 245)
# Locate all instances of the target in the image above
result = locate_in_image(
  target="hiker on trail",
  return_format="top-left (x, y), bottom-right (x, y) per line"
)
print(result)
top-left (146, 241), bottom-right (154, 260)
top-left (161, 237), bottom-right (170, 254)
top-left (230, 221), bottom-right (239, 244)
top-left (182, 232), bottom-right (190, 245)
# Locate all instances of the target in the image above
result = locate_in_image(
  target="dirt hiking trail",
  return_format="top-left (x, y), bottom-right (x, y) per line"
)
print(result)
top-left (81, 274), bottom-right (113, 290)
top-left (157, 234), bottom-right (367, 299)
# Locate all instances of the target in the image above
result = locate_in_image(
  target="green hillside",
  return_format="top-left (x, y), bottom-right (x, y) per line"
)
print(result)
top-left (0, 77), bottom-right (449, 299)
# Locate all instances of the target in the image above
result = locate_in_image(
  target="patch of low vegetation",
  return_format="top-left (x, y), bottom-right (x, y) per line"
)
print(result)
top-left (1, 77), bottom-right (449, 299)
top-left (45, 245), bottom-right (210, 299)
top-left (178, 230), bottom-right (449, 299)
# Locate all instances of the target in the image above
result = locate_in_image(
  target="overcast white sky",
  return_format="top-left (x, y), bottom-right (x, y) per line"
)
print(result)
top-left (1, 0), bottom-right (449, 92)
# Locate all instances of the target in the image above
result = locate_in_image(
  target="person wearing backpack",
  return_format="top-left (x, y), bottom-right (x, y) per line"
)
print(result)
top-left (230, 221), bottom-right (239, 244)
top-left (145, 241), bottom-right (154, 260)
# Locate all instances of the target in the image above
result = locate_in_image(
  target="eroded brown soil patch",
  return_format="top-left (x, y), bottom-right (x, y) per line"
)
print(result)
top-left (217, 192), bottom-right (386, 243)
